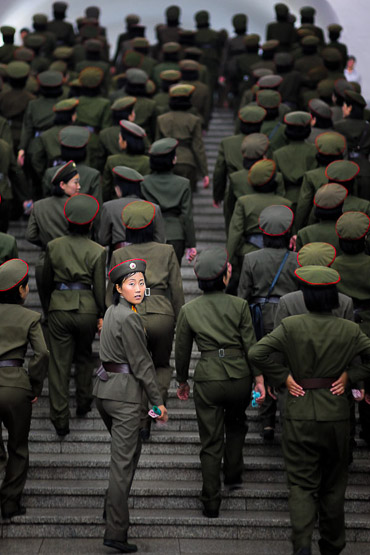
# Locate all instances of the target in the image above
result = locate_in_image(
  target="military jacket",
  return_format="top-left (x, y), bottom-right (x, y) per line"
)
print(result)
top-left (102, 151), bottom-right (150, 202)
top-left (294, 166), bottom-right (327, 231)
top-left (108, 241), bottom-right (184, 320)
top-left (76, 96), bottom-right (112, 131)
top-left (43, 234), bottom-right (106, 316)
top-left (19, 96), bottom-right (63, 151)
top-left (175, 291), bottom-right (257, 383)
top-left (93, 296), bottom-right (163, 405)
top-left (0, 138), bottom-right (25, 200)
top-left (249, 313), bottom-right (370, 420)
top-left (26, 195), bottom-right (68, 249)
top-left (0, 232), bottom-right (18, 264)
top-left (294, 54), bottom-right (324, 75)
top-left (0, 303), bottom-right (48, 396)
top-left (153, 92), bottom-right (170, 116)
top-left (333, 253), bottom-right (370, 301)
top-left (0, 88), bottom-right (35, 147)
top-left (180, 79), bottom-right (211, 130)
top-left (274, 290), bottom-right (354, 328)
top-left (98, 196), bottom-right (166, 247)
top-left (94, 126), bottom-right (121, 171)
top-left (266, 21), bottom-right (295, 49)
top-left (75, 60), bottom-right (111, 96)
top-left (31, 124), bottom-right (65, 180)
top-left (0, 44), bottom-right (18, 63)
top-left (156, 111), bottom-right (208, 175)
top-left (213, 133), bottom-right (245, 203)
top-left (46, 20), bottom-right (75, 46)
top-left (260, 120), bottom-right (288, 153)
top-left (296, 220), bottom-right (341, 253)
top-left (152, 62), bottom-right (180, 88)
top-left (142, 171), bottom-right (196, 245)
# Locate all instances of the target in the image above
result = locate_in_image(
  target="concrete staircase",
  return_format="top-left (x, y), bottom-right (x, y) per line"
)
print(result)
top-left (1, 108), bottom-right (370, 548)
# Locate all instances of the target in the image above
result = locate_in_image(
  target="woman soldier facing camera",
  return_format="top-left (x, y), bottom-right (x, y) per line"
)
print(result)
top-left (94, 258), bottom-right (168, 554)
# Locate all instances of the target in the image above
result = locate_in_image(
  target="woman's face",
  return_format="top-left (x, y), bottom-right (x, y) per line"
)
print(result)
top-left (116, 272), bottom-right (146, 305)
top-left (60, 173), bottom-right (81, 196)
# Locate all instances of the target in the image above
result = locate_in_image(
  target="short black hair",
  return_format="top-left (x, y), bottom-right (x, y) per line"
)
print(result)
top-left (149, 152), bottom-right (175, 172)
top-left (61, 145), bottom-right (86, 163)
top-left (120, 129), bottom-right (146, 154)
top-left (114, 177), bottom-right (142, 198)
top-left (285, 125), bottom-right (311, 141)
top-left (198, 268), bottom-right (227, 292)
top-left (263, 235), bottom-right (290, 249)
top-left (169, 96), bottom-right (192, 111)
top-left (256, 177), bottom-right (278, 194)
top-left (339, 237), bottom-right (365, 254)
top-left (314, 205), bottom-right (343, 221)
top-left (240, 121), bottom-right (262, 135)
top-left (0, 275), bottom-right (29, 304)
top-left (125, 222), bottom-right (154, 244)
top-left (68, 222), bottom-right (91, 235)
top-left (301, 283), bottom-right (339, 312)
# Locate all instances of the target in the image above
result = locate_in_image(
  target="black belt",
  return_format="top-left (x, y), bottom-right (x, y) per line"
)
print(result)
top-left (252, 296), bottom-right (280, 304)
top-left (113, 241), bottom-right (131, 251)
top-left (0, 359), bottom-right (24, 367)
top-left (102, 362), bottom-right (132, 374)
top-left (201, 348), bottom-right (244, 358)
top-left (296, 378), bottom-right (335, 389)
top-left (144, 288), bottom-right (167, 297)
top-left (55, 282), bottom-right (91, 291)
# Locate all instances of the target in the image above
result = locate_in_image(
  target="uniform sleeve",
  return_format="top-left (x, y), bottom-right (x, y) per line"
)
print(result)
top-left (167, 247), bottom-right (185, 320)
top-left (227, 198), bottom-right (245, 261)
top-left (248, 324), bottom-right (290, 387)
top-left (191, 118), bottom-right (208, 177)
top-left (100, 102), bottom-right (112, 130)
top-left (42, 245), bottom-right (55, 311)
top-left (181, 184), bottom-right (196, 248)
top-left (30, 136), bottom-right (46, 181)
top-left (97, 204), bottom-right (113, 246)
top-left (19, 103), bottom-right (33, 151)
top-left (347, 330), bottom-right (370, 385)
top-left (212, 140), bottom-right (227, 203)
top-left (153, 205), bottom-right (166, 243)
top-left (237, 255), bottom-right (253, 300)
top-left (92, 248), bottom-right (107, 317)
top-left (102, 159), bottom-right (115, 202)
top-left (175, 307), bottom-right (194, 383)
top-left (239, 301), bottom-right (258, 373)
top-left (293, 173), bottom-right (315, 233)
top-left (25, 207), bottom-right (42, 246)
top-left (27, 315), bottom-right (49, 397)
top-left (124, 312), bottom-right (163, 406)
top-left (274, 297), bottom-right (290, 328)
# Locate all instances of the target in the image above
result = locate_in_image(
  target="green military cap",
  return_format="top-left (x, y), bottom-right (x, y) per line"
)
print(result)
top-left (314, 183), bottom-right (348, 209)
top-left (64, 193), bottom-right (99, 225)
top-left (301, 35), bottom-right (320, 46)
top-left (53, 46), bottom-right (73, 60)
top-left (24, 33), bottom-right (46, 49)
top-left (309, 98), bottom-right (332, 119)
top-left (300, 6), bottom-right (316, 17)
top-left (257, 74), bottom-right (283, 89)
top-left (297, 242), bottom-right (337, 267)
top-left (307, 66), bottom-right (328, 83)
top-left (26, 75), bottom-right (39, 94)
top-left (334, 78), bottom-right (354, 98)
top-left (166, 5), bottom-right (180, 21)
top-left (51, 160), bottom-right (78, 185)
top-left (50, 60), bottom-right (67, 73)
top-left (133, 37), bottom-right (150, 49)
top-left (325, 160), bottom-right (360, 183)
top-left (284, 111), bottom-right (312, 126)
top-left (112, 72), bottom-right (126, 85)
top-left (248, 159), bottom-right (276, 187)
top-left (274, 52), bottom-right (293, 67)
top-left (297, 28), bottom-right (315, 39)
top-left (345, 89), bottom-right (366, 107)
top-left (119, 120), bottom-right (147, 138)
top-left (322, 47), bottom-right (342, 63)
top-left (241, 133), bottom-right (269, 159)
top-left (126, 14), bottom-right (140, 25)
top-left (256, 89), bottom-right (281, 109)
top-left (0, 259), bottom-right (28, 291)
top-left (195, 10), bottom-right (209, 25)
top-left (123, 50), bottom-right (144, 68)
top-left (38, 70), bottom-right (63, 88)
top-left (317, 79), bottom-right (334, 98)
top-left (262, 40), bottom-right (280, 52)
top-left (33, 13), bottom-right (48, 25)
top-left (80, 24), bottom-right (99, 39)
top-left (179, 59), bottom-right (199, 72)
top-left (6, 61), bottom-right (30, 79)
top-left (252, 68), bottom-right (273, 79)
top-left (149, 137), bottom-right (178, 156)
top-left (0, 26), bottom-right (15, 37)
top-left (169, 83), bottom-right (195, 97)
top-left (160, 69), bottom-right (181, 82)
top-left (122, 200), bottom-right (156, 229)
top-left (125, 67), bottom-right (148, 84)
top-left (315, 132), bottom-right (346, 156)
top-left (336, 211), bottom-right (370, 240)
top-left (275, 3), bottom-right (289, 15)
top-left (79, 66), bottom-right (104, 88)
top-left (232, 14), bottom-right (247, 31)
top-left (328, 24), bottom-right (342, 33)
top-left (53, 2), bottom-right (68, 14)
top-left (84, 39), bottom-right (102, 53)
top-left (112, 166), bottom-right (143, 182)
top-left (111, 96), bottom-right (136, 111)
top-left (86, 6), bottom-right (100, 18)
top-left (295, 265), bottom-right (340, 286)
top-left (259, 205), bottom-right (294, 236)
top-left (53, 98), bottom-right (79, 112)
top-left (184, 46), bottom-right (202, 57)
top-left (162, 42), bottom-right (181, 53)
top-left (146, 79), bottom-right (156, 95)
top-left (14, 47), bottom-right (34, 63)
top-left (59, 125), bottom-right (90, 148)
top-left (109, 258), bottom-right (146, 283)
top-left (244, 34), bottom-right (260, 47)
top-left (194, 247), bottom-right (228, 281)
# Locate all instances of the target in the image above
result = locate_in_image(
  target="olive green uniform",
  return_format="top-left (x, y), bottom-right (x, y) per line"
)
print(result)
top-left (75, 60), bottom-right (111, 96)
top-left (109, 95), bottom-right (157, 143)
top-left (43, 234), bottom-right (106, 429)
top-left (260, 120), bottom-right (288, 153)
top-left (294, 166), bottom-right (328, 231)
top-left (102, 152), bottom-right (150, 202)
top-left (0, 233), bottom-right (18, 264)
top-left (0, 138), bottom-right (28, 232)
top-left (152, 62), bottom-right (180, 88)
top-left (94, 126), bottom-right (121, 172)
top-left (0, 304), bottom-right (48, 517)
top-left (30, 124), bottom-right (66, 181)
top-left (213, 133), bottom-right (246, 206)
top-left (195, 27), bottom-right (224, 93)
top-left (249, 314), bottom-right (370, 554)
top-left (0, 88), bottom-right (35, 152)
top-left (296, 220), bottom-right (341, 252)
top-left (0, 44), bottom-right (18, 64)
top-left (47, 20), bottom-right (75, 46)
top-left (180, 79), bottom-right (211, 130)
top-left (75, 95), bottom-right (112, 162)
top-left (142, 171), bottom-right (196, 262)
top-left (93, 296), bottom-right (162, 543)
top-left (175, 291), bottom-right (257, 512)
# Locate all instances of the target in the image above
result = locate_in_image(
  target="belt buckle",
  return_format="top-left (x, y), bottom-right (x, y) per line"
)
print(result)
top-left (145, 287), bottom-right (151, 297)
top-left (218, 348), bottom-right (225, 358)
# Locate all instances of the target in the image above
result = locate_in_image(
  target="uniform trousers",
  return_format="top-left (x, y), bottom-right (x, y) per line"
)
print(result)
top-left (0, 386), bottom-right (32, 515)
top-left (48, 311), bottom-right (97, 429)
top-left (193, 376), bottom-right (251, 512)
top-left (167, 239), bottom-right (185, 266)
top-left (282, 419), bottom-right (349, 555)
top-left (95, 398), bottom-right (142, 542)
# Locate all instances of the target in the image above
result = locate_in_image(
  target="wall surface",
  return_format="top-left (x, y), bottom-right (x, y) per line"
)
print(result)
top-left (0, 0), bottom-right (368, 99)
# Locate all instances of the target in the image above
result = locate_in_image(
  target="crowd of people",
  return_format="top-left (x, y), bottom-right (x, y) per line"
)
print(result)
top-left (0, 2), bottom-right (370, 554)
